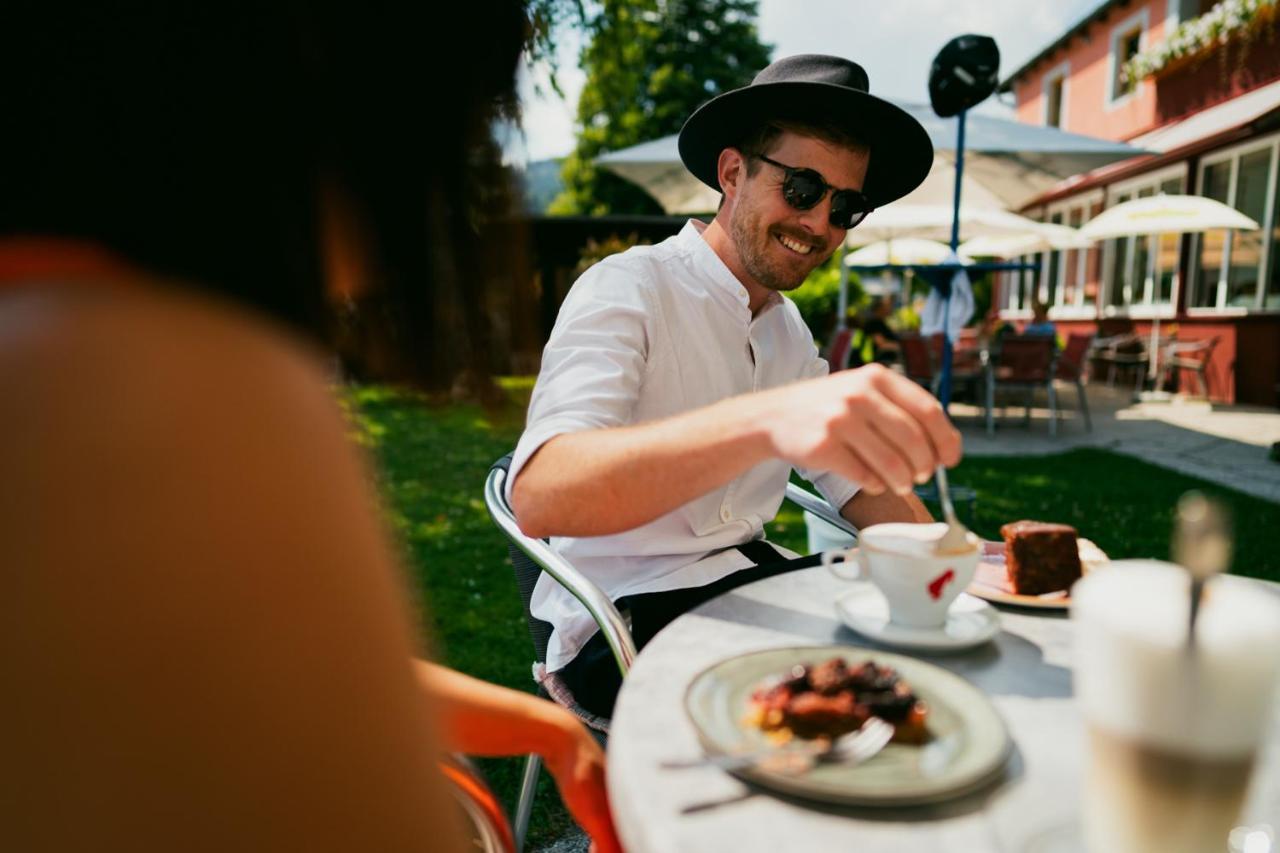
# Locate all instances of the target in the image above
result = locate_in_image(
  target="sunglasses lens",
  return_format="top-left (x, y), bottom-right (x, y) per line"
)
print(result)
top-left (783, 170), bottom-right (825, 209)
top-left (830, 192), bottom-right (871, 229)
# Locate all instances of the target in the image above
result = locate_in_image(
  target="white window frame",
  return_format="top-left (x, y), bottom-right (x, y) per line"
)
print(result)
top-left (1041, 60), bottom-right (1070, 129)
top-left (1101, 163), bottom-right (1187, 319)
top-left (1188, 131), bottom-right (1280, 315)
top-left (1043, 189), bottom-right (1103, 320)
top-left (1106, 7), bottom-right (1149, 111)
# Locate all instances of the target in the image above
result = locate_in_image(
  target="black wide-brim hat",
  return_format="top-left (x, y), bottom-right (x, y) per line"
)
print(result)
top-left (678, 54), bottom-right (934, 209)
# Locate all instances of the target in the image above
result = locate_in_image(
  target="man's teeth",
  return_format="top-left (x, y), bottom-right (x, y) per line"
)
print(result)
top-left (777, 234), bottom-right (813, 255)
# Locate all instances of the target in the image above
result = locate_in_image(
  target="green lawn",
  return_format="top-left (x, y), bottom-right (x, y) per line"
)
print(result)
top-left (345, 381), bottom-right (1279, 849)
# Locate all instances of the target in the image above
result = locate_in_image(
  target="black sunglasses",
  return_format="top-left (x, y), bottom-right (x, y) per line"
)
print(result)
top-left (755, 154), bottom-right (874, 230)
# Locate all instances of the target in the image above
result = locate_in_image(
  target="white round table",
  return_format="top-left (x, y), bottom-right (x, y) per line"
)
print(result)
top-left (606, 566), bottom-right (1280, 852)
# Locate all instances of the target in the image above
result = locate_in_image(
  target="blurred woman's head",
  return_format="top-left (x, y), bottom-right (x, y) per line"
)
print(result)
top-left (0, 2), bottom-right (527, 392)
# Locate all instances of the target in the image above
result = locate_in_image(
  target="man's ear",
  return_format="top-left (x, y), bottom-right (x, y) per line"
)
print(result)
top-left (717, 148), bottom-right (747, 203)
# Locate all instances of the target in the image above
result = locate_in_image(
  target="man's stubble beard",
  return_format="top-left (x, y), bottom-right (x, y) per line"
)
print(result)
top-left (729, 197), bottom-right (831, 293)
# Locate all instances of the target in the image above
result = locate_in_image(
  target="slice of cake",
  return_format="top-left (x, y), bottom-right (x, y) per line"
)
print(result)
top-left (1000, 520), bottom-right (1082, 595)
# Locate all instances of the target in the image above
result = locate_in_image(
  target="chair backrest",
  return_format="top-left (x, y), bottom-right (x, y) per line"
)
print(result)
top-left (994, 335), bottom-right (1056, 383)
top-left (900, 334), bottom-right (934, 383)
top-left (488, 455), bottom-right (554, 664)
top-left (1056, 332), bottom-right (1094, 380)
top-left (484, 454), bottom-right (637, 676)
top-left (825, 327), bottom-right (854, 372)
top-left (440, 755), bottom-right (516, 853)
top-left (1170, 335), bottom-right (1219, 365)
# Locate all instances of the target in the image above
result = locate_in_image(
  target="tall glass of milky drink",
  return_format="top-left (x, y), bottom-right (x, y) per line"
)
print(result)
top-left (1071, 560), bottom-right (1280, 853)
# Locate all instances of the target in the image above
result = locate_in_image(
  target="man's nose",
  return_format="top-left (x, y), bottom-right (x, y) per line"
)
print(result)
top-left (793, 198), bottom-right (834, 244)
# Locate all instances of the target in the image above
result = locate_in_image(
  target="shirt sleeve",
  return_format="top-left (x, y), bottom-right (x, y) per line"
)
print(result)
top-left (506, 258), bottom-right (655, 505)
top-left (792, 345), bottom-right (862, 515)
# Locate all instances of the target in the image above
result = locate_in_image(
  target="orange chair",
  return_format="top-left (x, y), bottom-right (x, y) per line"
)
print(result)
top-left (1055, 332), bottom-right (1094, 432)
top-left (985, 335), bottom-right (1059, 436)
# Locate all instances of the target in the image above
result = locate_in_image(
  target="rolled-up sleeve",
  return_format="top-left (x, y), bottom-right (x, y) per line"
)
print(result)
top-left (507, 259), bottom-right (655, 505)
top-left (793, 349), bottom-right (861, 514)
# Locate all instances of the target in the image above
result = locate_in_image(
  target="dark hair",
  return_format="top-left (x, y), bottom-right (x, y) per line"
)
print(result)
top-left (737, 120), bottom-right (869, 177)
top-left (0, 2), bottom-right (527, 393)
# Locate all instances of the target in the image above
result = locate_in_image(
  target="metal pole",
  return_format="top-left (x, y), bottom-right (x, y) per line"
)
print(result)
top-left (939, 109), bottom-right (968, 411)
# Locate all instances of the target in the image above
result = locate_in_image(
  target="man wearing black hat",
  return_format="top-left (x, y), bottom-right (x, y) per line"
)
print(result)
top-left (509, 56), bottom-right (959, 717)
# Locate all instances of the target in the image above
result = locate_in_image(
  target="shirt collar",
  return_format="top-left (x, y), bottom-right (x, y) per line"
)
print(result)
top-left (677, 219), bottom-right (784, 319)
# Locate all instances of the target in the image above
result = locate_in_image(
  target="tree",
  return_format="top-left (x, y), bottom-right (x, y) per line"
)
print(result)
top-left (550, 0), bottom-right (772, 216)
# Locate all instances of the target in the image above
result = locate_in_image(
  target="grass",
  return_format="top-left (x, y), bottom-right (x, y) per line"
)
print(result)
top-left (344, 381), bottom-right (1279, 849)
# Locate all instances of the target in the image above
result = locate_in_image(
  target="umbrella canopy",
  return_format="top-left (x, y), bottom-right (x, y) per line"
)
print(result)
top-left (594, 109), bottom-right (1144, 215)
top-left (959, 222), bottom-right (1093, 258)
top-left (845, 238), bottom-right (970, 266)
top-left (844, 203), bottom-right (1049, 246)
top-left (1079, 194), bottom-right (1260, 239)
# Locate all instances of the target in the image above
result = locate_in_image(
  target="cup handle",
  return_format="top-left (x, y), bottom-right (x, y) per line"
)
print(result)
top-left (822, 547), bottom-right (865, 581)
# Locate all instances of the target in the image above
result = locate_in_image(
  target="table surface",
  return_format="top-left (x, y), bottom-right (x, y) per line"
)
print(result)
top-left (607, 567), bottom-right (1280, 853)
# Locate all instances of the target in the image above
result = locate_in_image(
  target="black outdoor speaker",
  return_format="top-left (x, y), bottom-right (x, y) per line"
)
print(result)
top-left (929, 34), bottom-right (1000, 117)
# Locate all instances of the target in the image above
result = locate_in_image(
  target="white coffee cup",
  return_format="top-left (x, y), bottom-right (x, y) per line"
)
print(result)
top-left (821, 522), bottom-right (980, 629)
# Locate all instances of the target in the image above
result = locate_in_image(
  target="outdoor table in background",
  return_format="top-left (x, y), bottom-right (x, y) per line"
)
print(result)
top-left (606, 566), bottom-right (1280, 852)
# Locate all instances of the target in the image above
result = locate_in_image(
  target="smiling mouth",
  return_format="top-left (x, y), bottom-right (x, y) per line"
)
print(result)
top-left (775, 233), bottom-right (816, 256)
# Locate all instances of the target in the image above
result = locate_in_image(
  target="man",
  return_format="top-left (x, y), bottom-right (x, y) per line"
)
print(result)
top-left (509, 55), bottom-right (958, 717)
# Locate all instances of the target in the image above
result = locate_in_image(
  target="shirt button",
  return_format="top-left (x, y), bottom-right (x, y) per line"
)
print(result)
top-left (720, 508), bottom-right (732, 522)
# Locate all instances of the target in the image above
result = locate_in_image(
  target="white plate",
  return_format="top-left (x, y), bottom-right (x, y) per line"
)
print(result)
top-left (835, 584), bottom-right (1001, 651)
top-left (683, 646), bottom-right (1012, 806)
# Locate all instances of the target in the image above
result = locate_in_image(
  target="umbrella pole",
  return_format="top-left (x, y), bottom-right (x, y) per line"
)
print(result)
top-left (939, 108), bottom-right (968, 412)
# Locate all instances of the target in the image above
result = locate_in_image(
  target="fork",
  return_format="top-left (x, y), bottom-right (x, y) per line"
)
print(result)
top-left (662, 716), bottom-right (895, 776)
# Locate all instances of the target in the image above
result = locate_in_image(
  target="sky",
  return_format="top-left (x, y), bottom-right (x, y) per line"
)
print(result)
top-left (503, 0), bottom-right (1106, 165)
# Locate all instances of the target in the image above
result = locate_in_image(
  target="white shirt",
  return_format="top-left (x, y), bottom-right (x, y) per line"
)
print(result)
top-left (509, 220), bottom-right (860, 671)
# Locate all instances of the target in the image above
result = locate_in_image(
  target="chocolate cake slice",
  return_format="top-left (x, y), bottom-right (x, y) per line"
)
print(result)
top-left (1000, 520), bottom-right (1082, 595)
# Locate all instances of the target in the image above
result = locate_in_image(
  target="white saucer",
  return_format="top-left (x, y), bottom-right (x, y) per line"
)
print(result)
top-left (834, 584), bottom-right (1001, 651)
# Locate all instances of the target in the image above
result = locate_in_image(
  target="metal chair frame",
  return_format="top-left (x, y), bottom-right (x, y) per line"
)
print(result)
top-left (484, 457), bottom-right (856, 850)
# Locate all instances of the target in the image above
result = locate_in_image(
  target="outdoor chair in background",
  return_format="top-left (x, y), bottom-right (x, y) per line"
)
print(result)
top-left (824, 327), bottom-right (855, 372)
top-left (484, 454), bottom-right (856, 851)
top-left (985, 334), bottom-right (1060, 436)
top-left (1157, 336), bottom-right (1219, 398)
top-left (1055, 332), bottom-right (1094, 432)
top-left (900, 333), bottom-right (939, 394)
top-left (1089, 333), bottom-right (1150, 394)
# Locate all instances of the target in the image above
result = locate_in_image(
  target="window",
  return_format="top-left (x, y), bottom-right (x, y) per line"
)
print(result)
top-left (1191, 136), bottom-right (1280, 312)
top-left (1107, 9), bottom-right (1148, 107)
top-left (1103, 168), bottom-right (1187, 314)
top-left (1041, 196), bottom-right (1099, 316)
top-left (1046, 77), bottom-right (1064, 128)
top-left (1042, 62), bottom-right (1068, 129)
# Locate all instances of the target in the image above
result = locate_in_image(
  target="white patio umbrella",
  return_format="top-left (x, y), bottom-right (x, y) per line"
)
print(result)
top-left (959, 222), bottom-right (1093, 258)
top-left (844, 238), bottom-right (964, 266)
top-left (1080, 194), bottom-right (1260, 381)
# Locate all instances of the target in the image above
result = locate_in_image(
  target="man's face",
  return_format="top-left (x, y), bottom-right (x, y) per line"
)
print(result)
top-left (728, 131), bottom-right (871, 294)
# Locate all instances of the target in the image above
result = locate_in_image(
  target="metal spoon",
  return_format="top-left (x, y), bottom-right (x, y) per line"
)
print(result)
top-left (1173, 492), bottom-right (1231, 647)
top-left (934, 465), bottom-right (973, 555)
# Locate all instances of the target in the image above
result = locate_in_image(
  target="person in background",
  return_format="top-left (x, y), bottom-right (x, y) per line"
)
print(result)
top-left (0, 4), bottom-right (619, 851)
top-left (862, 295), bottom-right (902, 365)
top-left (1023, 300), bottom-right (1058, 337)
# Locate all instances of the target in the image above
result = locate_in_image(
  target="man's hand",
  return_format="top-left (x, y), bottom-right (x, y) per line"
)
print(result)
top-left (753, 364), bottom-right (960, 497)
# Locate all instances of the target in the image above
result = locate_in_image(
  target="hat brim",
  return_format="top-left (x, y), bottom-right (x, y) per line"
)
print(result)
top-left (678, 82), bottom-right (933, 209)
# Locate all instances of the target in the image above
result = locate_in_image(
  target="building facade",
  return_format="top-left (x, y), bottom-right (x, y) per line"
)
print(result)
top-left (998, 0), bottom-right (1280, 406)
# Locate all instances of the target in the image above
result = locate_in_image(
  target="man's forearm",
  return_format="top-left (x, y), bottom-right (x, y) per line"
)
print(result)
top-left (511, 393), bottom-right (774, 538)
top-left (513, 365), bottom-right (961, 539)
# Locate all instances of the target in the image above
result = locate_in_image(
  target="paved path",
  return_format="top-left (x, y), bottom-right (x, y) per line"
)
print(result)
top-left (949, 385), bottom-right (1280, 504)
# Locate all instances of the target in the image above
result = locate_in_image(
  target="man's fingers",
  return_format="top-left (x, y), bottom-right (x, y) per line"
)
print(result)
top-left (837, 412), bottom-right (917, 496)
top-left (870, 369), bottom-right (962, 467)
